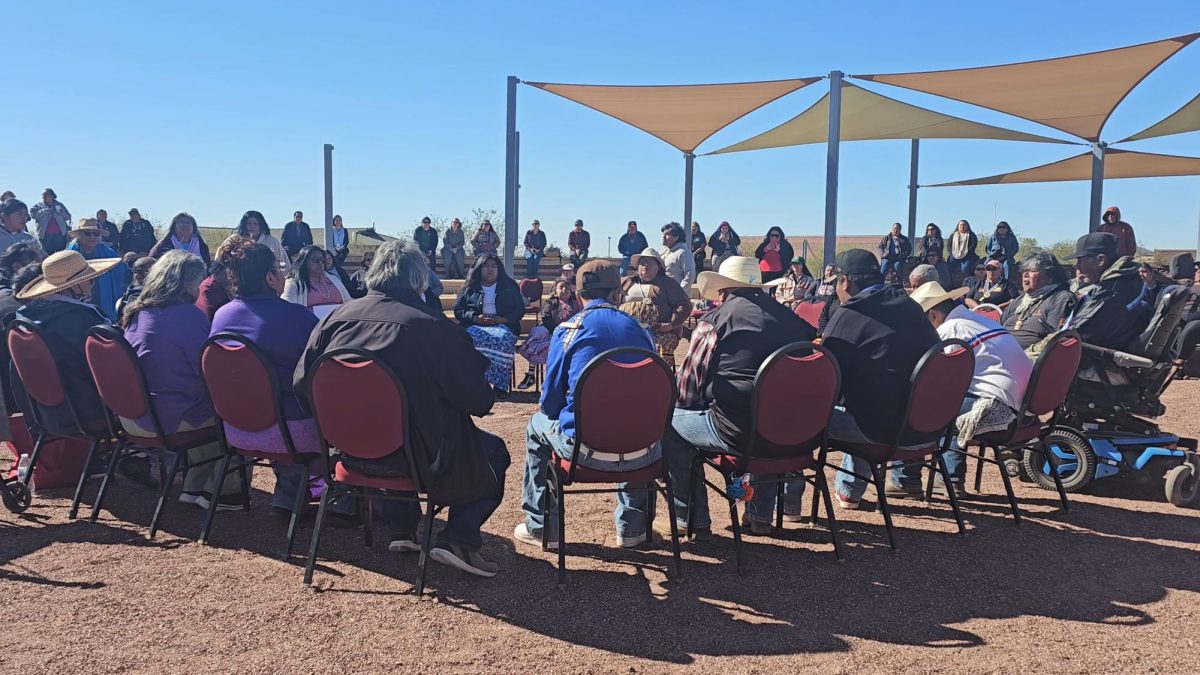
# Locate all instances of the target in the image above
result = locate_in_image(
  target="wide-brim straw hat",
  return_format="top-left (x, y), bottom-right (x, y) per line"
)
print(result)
top-left (17, 250), bottom-right (121, 301)
top-left (69, 218), bottom-right (104, 237)
top-left (629, 247), bottom-right (665, 270)
top-left (909, 281), bottom-right (969, 312)
top-left (696, 256), bottom-right (777, 301)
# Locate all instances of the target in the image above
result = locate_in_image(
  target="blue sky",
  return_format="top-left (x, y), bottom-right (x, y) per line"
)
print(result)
top-left (3, 1), bottom-right (1198, 251)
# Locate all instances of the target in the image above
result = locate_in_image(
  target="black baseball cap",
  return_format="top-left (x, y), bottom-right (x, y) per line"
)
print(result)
top-left (835, 249), bottom-right (881, 276)
top-left (1065, 232), bottom-right (1118, 260)
top-left (421, 216), bottom-right (431, 224)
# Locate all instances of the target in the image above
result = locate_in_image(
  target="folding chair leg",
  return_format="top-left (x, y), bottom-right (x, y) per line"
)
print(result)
top-left (555, 473), bottom-right (567, 586)
top-left (660, 471), bottom-right (683, 581)
top-left (924, 458), bottom-right (937, 501)
top-left (68, 436), bottom-right (103, 519)
top-left (284, 462), bottom-right (308, 557)
top-left (1041, 443), bottom-right (1070, 513)
top-left (362, 492), bottom-right (374, 548)
top-left (809, 475), bottom-right (821, 524)
top-left (22, 431), bottom-right (45, 487)
top-left (685, 457), bottom-right (700, 540)
top-left (775, 480), bottom-right (784, 529)
top-left (993, 446), bottom-right (1022, 525)
top-left (727, 483), bottom-right (745, 576)
top-left (973, 447), bottom-right (986, 493)
top-left (303, 488), bottom-right (331, 586)
top-left (814, 468), bottom-right (844, 561)
top-left (415, 500), bottom-right (436, 596)
top-left (200, 453), bottom-right (233, 545)
top-left (872, 466), bottom-right (898, 552)
top-left (90, 440), bottom-right (125, 523)
top-left (237, 461), bottom-right (252, 511)
top-left (936, 454), bottom-right (966, 535)
top-left (148, 452), bottom-right (182, 539)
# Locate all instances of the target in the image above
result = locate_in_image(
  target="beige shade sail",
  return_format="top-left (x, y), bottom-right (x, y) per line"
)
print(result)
top-left (1121, 92), bottom-right (1200, 142)
top-left (856, 34), bottom-right (1199, 141)
top-left (927, 149), bottom-right (1200, 187)
top-left (706, 82), bottom-right (1072, 155)
top-left (525, 78), bottom-right (820, 153)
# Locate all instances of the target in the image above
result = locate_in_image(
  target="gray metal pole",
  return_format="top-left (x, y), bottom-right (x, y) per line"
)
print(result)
top-left (503, 76), bottom-right (518, 275)
top-left (323, 144), bottom-right (334, 252)
top-left (823, 71), bottom-right (844, 268)
top-left (1088, 142), bottom-right (1106, 232)
top-left (514, 130), bottom-right (521, 256)
top-left (683, 153), bottom-right (695, 233)
top-left (906, 139), bottom-right (920, 243)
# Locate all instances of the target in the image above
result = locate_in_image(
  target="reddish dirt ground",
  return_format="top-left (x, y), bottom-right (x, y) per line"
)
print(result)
top-left (2, 374), bottom-right (1199, 674)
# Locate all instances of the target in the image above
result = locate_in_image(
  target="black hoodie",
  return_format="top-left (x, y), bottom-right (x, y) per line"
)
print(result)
top-left (821, 284), bottom-right (939, 445)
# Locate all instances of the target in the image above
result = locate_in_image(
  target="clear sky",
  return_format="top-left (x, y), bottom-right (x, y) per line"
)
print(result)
top-left (4, 1), bottom-right (1199, 252)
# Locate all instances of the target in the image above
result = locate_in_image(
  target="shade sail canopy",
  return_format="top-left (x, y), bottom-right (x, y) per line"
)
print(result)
top-left (525, 78), bottom-right (820, 153)
top-left (1121, 92), bottom-right (1200, 142)
top-left (706, 82), bottom-right (1071, 155)
top-left (927, 149), bottom-right (1200, 187)
top-left (856, 34), bottom-right (1199, 141)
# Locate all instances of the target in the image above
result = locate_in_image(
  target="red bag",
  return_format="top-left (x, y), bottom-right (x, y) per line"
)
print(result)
top-left (4, 415), bottom-right (92, 489)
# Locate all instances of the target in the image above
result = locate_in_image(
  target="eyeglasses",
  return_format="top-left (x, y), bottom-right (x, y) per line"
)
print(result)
top-left (974, 266), bottom-right (984, 271)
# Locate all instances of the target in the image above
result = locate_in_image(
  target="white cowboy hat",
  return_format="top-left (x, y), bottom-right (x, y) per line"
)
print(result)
top-left (16, 250), bottom-right (122, 301)
top-left (629, 247), bottom-right (665, 270)
top-left (696, 256), bottom-right (777, 301)
top-left (909, 281), bottom-right (969, 312)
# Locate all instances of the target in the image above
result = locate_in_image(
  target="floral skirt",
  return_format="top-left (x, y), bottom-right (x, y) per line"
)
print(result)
top-left (519, 326), bottom-right (552, 366)
top-left (467, 325), bottom-right (517, 390)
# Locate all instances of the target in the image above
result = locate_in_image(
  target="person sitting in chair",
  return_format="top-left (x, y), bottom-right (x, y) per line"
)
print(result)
top-left (1001, 252), bottom-right (1077, 354)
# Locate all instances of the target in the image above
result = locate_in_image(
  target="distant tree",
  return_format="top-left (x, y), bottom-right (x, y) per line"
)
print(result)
top-left (1047, 240), bottom-right (1077, 260)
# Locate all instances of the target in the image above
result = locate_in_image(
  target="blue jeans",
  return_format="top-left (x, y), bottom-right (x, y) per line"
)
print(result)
top-left (949, 257), bottom-right (975, 279)
top-left (525, 251), bottom-right (543, 279)
top-left (663, 408), bottom-right (801, 528)
top-left (521, 411), bottom-right (657, 539)
top-left (382, 431), bottom-right (510, 551)
top-left (830, 409), bottom-right (928, 501)
top-left (620, 255), bottom-right (632, 276)
top-left (880, 257), bottom-right (903, 280)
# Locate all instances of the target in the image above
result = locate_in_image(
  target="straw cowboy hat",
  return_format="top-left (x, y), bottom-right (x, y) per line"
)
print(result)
top-left (696, 256), bottom-right (778, 301)
top-left (17, 250), bottom-right (122, 301)
top-left (629, 247), bottom-right (665, 270)
top-left (69, 218), bottom-right (105, 237)
top-left (909, 281), bottom-right (969, 313)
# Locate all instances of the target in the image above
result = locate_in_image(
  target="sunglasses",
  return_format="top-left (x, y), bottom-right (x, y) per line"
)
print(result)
top-left (78, 231), bottom-right (101, 237)
top-left (974, 266), bottom-right (984, 271)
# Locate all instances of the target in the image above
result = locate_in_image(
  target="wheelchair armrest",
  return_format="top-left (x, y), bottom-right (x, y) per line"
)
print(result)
top-left (1080, 341), bottom-right (1155, 369)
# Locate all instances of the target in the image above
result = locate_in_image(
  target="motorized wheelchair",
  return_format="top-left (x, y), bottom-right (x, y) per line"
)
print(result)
top-left (1021, 283), bottom-right (1200, 507)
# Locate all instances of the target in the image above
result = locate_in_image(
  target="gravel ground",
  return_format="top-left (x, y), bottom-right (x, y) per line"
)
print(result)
top-left (2, 371), bottom-right (1199, 674)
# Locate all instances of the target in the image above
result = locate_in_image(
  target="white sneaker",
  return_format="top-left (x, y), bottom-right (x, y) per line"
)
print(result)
top-left (617, 531), bottom-right (648, 548)
top-left (388, 536), bottom-right (421, 553)
top-left (512, 522), bottom-right (558, 550)
top-left (178, 491), bottom-right (204, 506)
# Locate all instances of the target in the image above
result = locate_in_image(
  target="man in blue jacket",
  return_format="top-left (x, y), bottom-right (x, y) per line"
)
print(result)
top-left (514, 259), bottom-right (658, 549)
top-left (66, 219), bottom-right (130, 322)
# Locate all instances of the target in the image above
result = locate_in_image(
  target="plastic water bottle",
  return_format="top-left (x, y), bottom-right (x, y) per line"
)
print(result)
top-left (16, 453), bottom-right (31, 482)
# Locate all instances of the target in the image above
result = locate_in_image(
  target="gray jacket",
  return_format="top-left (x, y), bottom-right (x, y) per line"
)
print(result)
top-left (29, 201), bottom-right (72, 239)
top-left (0, 228), bottom-right (43, 255)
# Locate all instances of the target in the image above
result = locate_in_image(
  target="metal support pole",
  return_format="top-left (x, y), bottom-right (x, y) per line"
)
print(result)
top-left (503, 76), bottom-right (519, 275)
top-left (323, 144), bottom-right (334, 252)
top-left (1088, 142), bottom-right (1106, 232)
top-left (514, 130), bottom-right (521, 249)
top-left (906, 139), bottom-right (920, 243)
top-left (683, 153), bottom-right (695, 231)
top-left (823, 71), bottom-right (844, 268)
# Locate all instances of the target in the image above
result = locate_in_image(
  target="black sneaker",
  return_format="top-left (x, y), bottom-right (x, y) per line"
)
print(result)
top-left (516, 372), bottom-right (536, 390)
top-left (430, 544), bottom-right (499, 578)
top-left (494, 388), bottom-right (510, 401)
top-left (195, 493), bottom-right (242, 512)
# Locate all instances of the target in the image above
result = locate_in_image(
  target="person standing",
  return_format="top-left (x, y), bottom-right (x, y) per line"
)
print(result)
top-left (471, 219), bottom-right (500, 258)
top-left (30, 188), bottom-right (72, 254)
top-left (754, 226), bottom-right (794, 285)
top-left (567, 219), bottom-right (590, 267)
top-left (281, 211), bottom-right (313, 262)
top-left (329, 215), bottom-right (350, 268)
top-left (876, 222), bottom-right (911, 282)
top-left (0, 200), bottom-right (43, 255)
top-left (523, 219), bottom-right (547, 279)
top-left (149, 212), bottom-right (212, 265)
top-left (660, 221), bottom-right (695, 294)
top-left (947, 219), bottom-right (979, 282)
top-left (442, 218), bottom-right (467, 279)
top-left (1098, 206), bottom-right (1137, 258)
top-left (66, 219), bottom-right (131, 322)
top-left (708, 221), bottom-right (741, 271)
top-left (617, 221), bottom-right (648, 276)
top-left (413, 216), bottom-right (439, 272)
top-left (690, 221), bottom-right (707, 274)
top-left (94, 209), bottom-right (120, 249)
top-left (620, 248), bottom-right (690, 370)
top-left (986, 221), bottom-right (1020, 280)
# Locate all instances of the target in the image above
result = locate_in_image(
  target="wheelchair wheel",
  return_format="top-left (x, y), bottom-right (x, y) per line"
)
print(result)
top-left (1023, 429), bottom-right (1097, 493)
top-left (1, 481), bottom-right (32, 514)
top-left (1165, 465), bottom-right (1198, 507)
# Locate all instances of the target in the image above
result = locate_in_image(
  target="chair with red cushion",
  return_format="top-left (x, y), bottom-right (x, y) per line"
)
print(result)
top-left (960, 330), bottom-right (1082, 519)
top-left (302, 347), bottom-right (442, 595)
top-left (198, 333), bottom-right (322, 556)
top-left (519, 277), bottom-right (543, 314)
top-left (794, 300), bottom-right (824, 331)
top-left (547, 347), bottom-right (682, 585)
top-left (973, 304), bottom-right (1002, 323)
top-left (7, 319), bottom-right (112, 518)
top-left (689, 342), bottom-right (844, 573)
top-left (84, 325), bottom-right (221, 538)
top-left (829, 338), bottom-right (975, 551)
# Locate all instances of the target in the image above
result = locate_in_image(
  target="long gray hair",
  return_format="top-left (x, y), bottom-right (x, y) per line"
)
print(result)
top-left (120, 249), bottom-right (207, 328)
top-left (1020, 252), bottom-right (1068, 287)
top-left (366, 240), bottom-right (428, 298)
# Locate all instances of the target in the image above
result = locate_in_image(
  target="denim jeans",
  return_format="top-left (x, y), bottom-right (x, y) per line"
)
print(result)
top-left (830, 409), bottom-right (929, 501)
top-left (949, 257), bottom-right (975, 280)
top-left (620, 255), bottom-right (632, 276)
top-left (382, 431), bottom-right (510, 552)
top-left (521, 411), bottom-right (657, 539)
top-left (525, 251), bottom-right (543, 279)
top-left (273, 465), bottom-right (355, 516)
top-left (663, 408), bottom-right (800, 528)
top-left (941, 398), bottom-right (978, 484)
top-left (880, 257), bottom-right (903, 281)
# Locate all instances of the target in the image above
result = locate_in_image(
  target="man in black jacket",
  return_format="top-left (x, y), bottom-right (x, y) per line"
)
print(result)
top-left (294, 240), bottom-right (509, 579)
top-left (1064, 232), bottom-right (1148, 350)
top-left (281, 211), bottom-right (313, 262)
top-left (617, 221), bottom-right (648, 276)
top-left (413, 216), bottom-right (438, 271)
top-left (822, 249), bottom-right (939, 508)
top-left (119, 208), bottom-right (157, 255)
top-left (1001, 252), bottom-right (1076, 353)
top-left (94, 209), bottom-right (120, 249)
